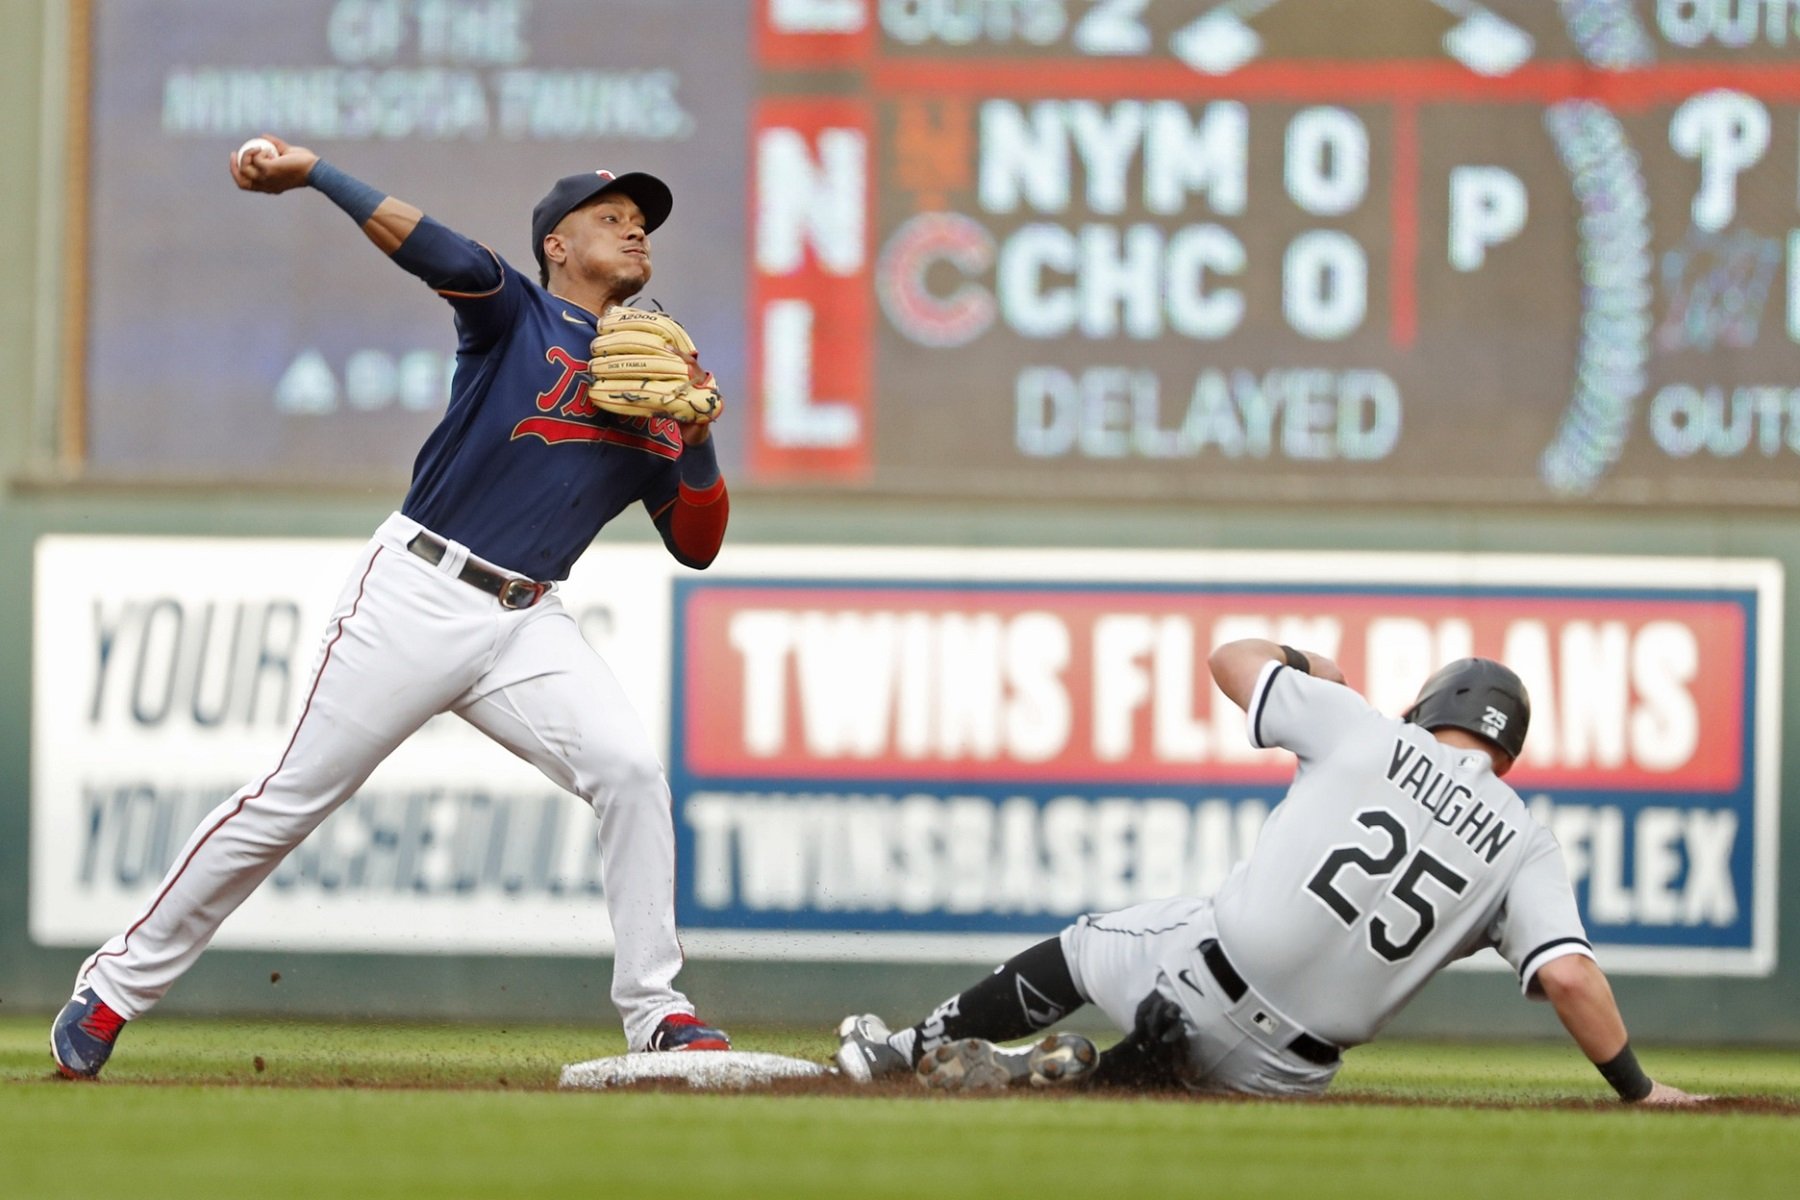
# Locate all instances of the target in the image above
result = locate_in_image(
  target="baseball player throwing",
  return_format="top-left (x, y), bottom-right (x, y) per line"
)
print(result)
top-left (836, 641), bottom-right (1707, 1105)
top-left (51, 137), bottom-right (732, 1078)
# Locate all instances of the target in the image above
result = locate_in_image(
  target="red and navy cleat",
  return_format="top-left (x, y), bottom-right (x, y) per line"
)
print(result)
top-left (645, 1012), bottom-right (731, 1052)
top-left (50, 988), bottom-right (128, 1079)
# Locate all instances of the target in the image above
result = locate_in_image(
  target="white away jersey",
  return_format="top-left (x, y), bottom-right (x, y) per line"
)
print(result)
top-left (1210, 662), bottom-right (1593, 1048)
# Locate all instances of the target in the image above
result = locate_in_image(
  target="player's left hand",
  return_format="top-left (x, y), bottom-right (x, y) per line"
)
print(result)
top-left (1639, 1081), bottom-right (1713, 1106)
top-left (676, 351), bottom-right (715, 444)
top-left (588, 308), bottom-right (723, 426)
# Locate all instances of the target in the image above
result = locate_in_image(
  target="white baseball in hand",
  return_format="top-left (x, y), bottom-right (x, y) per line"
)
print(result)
top-left (235, 137), bottom-right (277, 169)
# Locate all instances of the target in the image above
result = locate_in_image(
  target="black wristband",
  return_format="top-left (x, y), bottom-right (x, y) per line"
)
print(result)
top-left (1279, 645), bottom-right (1311, 675)
top-left (1596, 1043), bottom-right (1654, 1101)
top-left (307, 159), bottom-right (386, 226)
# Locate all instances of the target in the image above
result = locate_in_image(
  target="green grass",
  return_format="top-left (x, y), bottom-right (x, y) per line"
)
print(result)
top-left (2, 1016), bottom-right (1796, 1200)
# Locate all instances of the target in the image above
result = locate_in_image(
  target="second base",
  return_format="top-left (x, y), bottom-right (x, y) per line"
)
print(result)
top-left (559, 1050), bottom-right (832, 1091)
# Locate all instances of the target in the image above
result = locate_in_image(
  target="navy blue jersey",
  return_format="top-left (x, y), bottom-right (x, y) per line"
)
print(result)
top-left (395, 221), bottom-right (688, 580)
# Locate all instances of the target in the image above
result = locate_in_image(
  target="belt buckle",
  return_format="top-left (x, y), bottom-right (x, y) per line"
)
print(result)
top-left (499, 579), bottom-right (543, 610)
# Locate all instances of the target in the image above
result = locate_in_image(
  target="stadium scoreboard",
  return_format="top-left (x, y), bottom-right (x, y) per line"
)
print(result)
top-left (74, 0), bottom-right (1800, 506)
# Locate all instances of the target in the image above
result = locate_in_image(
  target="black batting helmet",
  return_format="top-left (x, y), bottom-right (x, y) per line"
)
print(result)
top-left (1402, 658), bottom-right (1531, 760)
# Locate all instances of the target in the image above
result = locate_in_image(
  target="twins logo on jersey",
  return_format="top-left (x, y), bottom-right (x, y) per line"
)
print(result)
top-left (511, 345), bottom-right (682, 458)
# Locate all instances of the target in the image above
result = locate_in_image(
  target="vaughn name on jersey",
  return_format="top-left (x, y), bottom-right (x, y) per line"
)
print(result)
top-left (1208, 662), bottom-right (1593, 1050)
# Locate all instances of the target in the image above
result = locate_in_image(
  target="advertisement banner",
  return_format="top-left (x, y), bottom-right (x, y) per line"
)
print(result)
top-left (669, 547), bottom-right (1781, 972)
top-left (33, 537), bottom-right (1781, 973)
top-left (30, 533), bottom-right (683, 954)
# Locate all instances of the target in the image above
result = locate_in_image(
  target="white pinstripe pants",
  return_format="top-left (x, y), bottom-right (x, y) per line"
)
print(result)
top-left (78, 513), bottom-right (693, 1050)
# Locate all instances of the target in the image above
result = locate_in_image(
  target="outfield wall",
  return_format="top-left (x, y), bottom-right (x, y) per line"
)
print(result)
top-left (2, 2), bottom-right (1797, 1045)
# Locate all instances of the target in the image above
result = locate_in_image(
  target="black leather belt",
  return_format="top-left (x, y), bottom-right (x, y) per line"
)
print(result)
top-left (406, 532), bottom-right (548, 610)
top-left (1199, 939), bottom-right (1340, 1067)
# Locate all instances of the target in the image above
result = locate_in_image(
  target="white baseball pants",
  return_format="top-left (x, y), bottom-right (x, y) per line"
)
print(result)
top-left (1060, 897), bottom-right (1341, 1097)
top-left (78, 513), bottom-right (693, 1050)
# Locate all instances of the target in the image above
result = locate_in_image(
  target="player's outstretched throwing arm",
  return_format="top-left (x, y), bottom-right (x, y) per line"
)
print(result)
top-left (229, 134), bottom-right (501, 295)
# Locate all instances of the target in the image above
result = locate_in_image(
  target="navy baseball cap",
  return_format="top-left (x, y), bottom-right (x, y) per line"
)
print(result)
top-left (531, 169), bottom-right (673, 271)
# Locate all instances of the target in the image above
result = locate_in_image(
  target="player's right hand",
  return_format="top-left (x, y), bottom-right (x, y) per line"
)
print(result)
top-left (230, 135), bottom-right (319, 194)
top-left (1639, 1081), bottom-right (1712, 1106)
